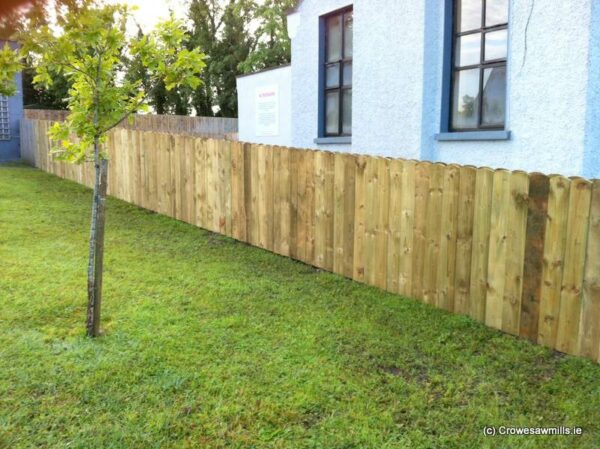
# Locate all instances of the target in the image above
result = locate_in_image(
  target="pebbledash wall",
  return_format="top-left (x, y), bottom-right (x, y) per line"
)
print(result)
top-left (237, 0), bottom-right (600, 178)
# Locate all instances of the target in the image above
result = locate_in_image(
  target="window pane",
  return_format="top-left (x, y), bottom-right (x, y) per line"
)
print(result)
top-left (327, 15), bottom-right (342, 62)
top-left (485, 29), bottom-right (507, 61)
top-left (452, 68), bottom-right (480, 129)
top-left (455, 33), bottom-right (481, 67)
top-left (342, 89), bottom-right (352, 134)
top-left (326, 63), bottom-right (340, 88)
top-left (326, 91), bottom-right (340, 135)
top-left (458, 0), bottom-right (482, 32)
top-left (343, 62), bottom-right (352, 86)
top-left (482, 66), bottom-right (506, 127)
top-left (486, 0), bottom-right (508, 27)
top-left (344, 12), bottom-right (353, 58)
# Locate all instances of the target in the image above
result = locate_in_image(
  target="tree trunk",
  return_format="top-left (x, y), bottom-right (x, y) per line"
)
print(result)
top-left (86, 140), bottom-right (108, 337)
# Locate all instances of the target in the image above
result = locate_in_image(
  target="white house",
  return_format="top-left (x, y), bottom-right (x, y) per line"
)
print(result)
top-left (237, 0), bottom-right (600, 178)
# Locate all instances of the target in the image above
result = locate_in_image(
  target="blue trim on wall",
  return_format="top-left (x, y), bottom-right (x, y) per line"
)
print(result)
top-left (582, 0), bottom-right (600, 179)
top-left (317, 16), bottom-right (326, 138)
top-left (420, 0), bottom-right (450, 162)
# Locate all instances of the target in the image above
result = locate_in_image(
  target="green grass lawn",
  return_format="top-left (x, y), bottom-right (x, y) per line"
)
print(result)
top-left (1, 163), bottom-right (599, 449)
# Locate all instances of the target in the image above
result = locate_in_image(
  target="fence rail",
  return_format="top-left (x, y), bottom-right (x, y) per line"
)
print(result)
top-left (20, 119), bottom-right (600, 364)
top-left (23, 109), bottom-right (238, 138)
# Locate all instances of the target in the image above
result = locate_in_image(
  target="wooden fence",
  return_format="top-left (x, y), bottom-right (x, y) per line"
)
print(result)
top-left (20, 119), bottom-right (600, 364)
top-left (23, 109), bottom-right (238, 138)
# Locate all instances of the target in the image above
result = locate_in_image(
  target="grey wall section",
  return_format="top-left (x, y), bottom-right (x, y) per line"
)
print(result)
top-left (287, 0), bottom-right (600, 177)
top-left (0, 40), bottom-right (23, 162)
top-left (236, 65), bottom-right (292, 146)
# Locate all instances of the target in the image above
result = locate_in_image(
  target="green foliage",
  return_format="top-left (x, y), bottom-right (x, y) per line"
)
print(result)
top-left (3, 164), bottom-right (600, 448)
top-left (187, 0), bottom-right (254, 117)
top-left (0, 2), bottom-right (205, 162)
top-left (0, 43), bottom-right (22, 97)
top-left (238, 0), bottom-right (295, 74)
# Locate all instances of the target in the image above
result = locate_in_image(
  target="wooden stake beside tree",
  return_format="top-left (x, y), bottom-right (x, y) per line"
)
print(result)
top-left (0, 2), bottom-right (205, 337)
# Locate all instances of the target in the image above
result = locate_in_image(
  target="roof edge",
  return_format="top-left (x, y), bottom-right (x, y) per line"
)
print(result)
top-left (236, 64), bottom-right (291, 79)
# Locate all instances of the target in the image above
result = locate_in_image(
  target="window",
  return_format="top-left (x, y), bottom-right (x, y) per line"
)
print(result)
top-left (0, 96), bottom-right (9, 141)
top-left (322, 7), bottom-right (353, 137)
top-left (450, 0), bottom-right (508, 131)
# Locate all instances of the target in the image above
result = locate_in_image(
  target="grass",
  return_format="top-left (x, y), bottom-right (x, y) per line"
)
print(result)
top-left (0, 163), bottom-right (599, 449)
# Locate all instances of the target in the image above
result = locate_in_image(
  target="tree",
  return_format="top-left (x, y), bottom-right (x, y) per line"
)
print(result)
top-left (187, 0), bottom-right (254, 117)
top-left (0, 3), bottom-right (205, 337)
top-left (238, 0), bottom-right (295, 74)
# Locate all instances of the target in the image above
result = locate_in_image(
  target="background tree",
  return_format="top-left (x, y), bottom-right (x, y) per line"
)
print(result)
top-left (238, 0), bottom-right (295, 74)
top-left (187, 0), bottom-right (254, 117)
top-left (0, 2), bottom-right (205, 337)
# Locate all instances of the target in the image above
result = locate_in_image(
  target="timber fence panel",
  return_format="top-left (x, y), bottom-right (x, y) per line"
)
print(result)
top-left (22, 118), bottom-right (600, 364)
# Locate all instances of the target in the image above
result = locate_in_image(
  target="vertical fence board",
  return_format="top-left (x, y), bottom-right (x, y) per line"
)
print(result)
top-left (364, 157), bottom-right (379, 286)
top-left (398, 160), bottom-right (416, 297)
top-left (194, 138), bottom-right (206, 228)
top-left (387, 159), bottom-right (404, 293)
top-left (185, 136), bottom-right (196, 224)
top-left (289, 149), bottom-right (299, 260)
top-left (538, 176), bottom-right (571, 348)
top-left (412, 162), bottom-right (430, 299)
top-left (485, 169), bottom-right (511, 329)
top-left (556, 178), bottom-right (592, 354)
top-left (333, 153), bottom-right (347, 276)
top-left (173, 135), bottom-right (184, 221)
top-left (258, 145), bottom-right (274, 251)
top-left (314, 151), bottom-right (335, 270)
top-left (273, 147), bottom-right (291, 256)
top-left (423, 163), bottom-right (444, 304)
top-left (353, 156), bottom-right (367, 282)
top-left (219, 140), bottom-right (232, 236)
top-left (231, 141), bottom-right (246, 241)
top-left (454, 166), bottom-right (476, 315)
top-left (247, 144), bottom-right (260, 246)
top-left (501, 171), bottom-right (529, 336)
top-left (437, 164), bottom-right (460, 312)
top-left (375, 159), bottom-right (390, 290)
top-left (520, 173), bottom-right (550, 341)
top-left (579, 180), bottom-right (600, 361)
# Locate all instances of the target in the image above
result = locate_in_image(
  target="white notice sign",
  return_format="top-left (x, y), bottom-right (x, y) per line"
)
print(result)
top-left (256, 85), bottom-right (279, 136)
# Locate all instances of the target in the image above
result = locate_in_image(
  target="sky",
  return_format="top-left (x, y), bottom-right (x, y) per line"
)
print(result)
top-left (107, 0), bottom-right (188, 33)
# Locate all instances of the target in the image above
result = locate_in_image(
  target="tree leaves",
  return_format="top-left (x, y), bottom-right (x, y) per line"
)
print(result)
top-left (0, 2), bottom-right (206, 163)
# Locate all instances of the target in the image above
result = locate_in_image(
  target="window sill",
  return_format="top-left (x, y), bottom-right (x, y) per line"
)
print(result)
top-left (435, 130), bottom-right (511, 142)
top-left (314, 136), bottom-right (352, 145)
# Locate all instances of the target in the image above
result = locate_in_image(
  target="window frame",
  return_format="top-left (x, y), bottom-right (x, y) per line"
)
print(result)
top-left (319, 6), bottom-right (353, 138)
top-left (449, 0), bottom-right (508, 132)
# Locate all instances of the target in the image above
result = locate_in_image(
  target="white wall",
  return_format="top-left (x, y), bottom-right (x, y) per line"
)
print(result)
top-left (286, 0), bottom-right (600, 177)
top-left (423, 0), bottom-right (597, 177)
top-left (353, 0), bottom-right (425, 159)
top-left (236, 65), bottom-right (292, 146)
top-left (290, 0), bottom-right (353, 152)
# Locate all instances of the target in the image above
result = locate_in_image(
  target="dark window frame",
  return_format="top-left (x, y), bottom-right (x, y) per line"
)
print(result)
top-left (449, 0), bottom-right (508, 132)
top-left (319, 6), bottom-right (353, 138)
